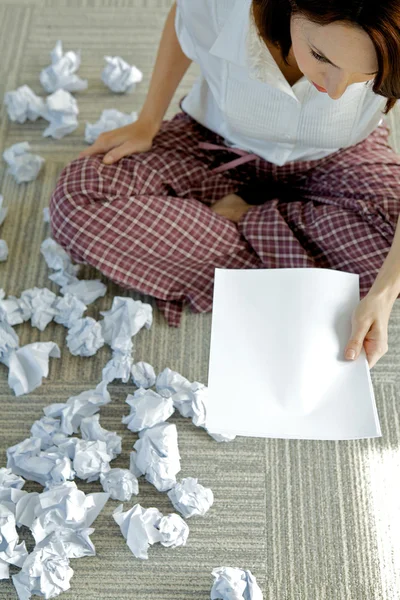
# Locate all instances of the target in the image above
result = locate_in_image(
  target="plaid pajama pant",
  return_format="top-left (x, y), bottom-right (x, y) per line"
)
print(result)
top-left (49, 107), bottom-right (400, 327)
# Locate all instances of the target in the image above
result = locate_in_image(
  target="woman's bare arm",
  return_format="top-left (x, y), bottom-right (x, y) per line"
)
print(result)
top-left (79, 3), bottom-right (193, 162)
top-left (139, 2), bottom-right (193, 134)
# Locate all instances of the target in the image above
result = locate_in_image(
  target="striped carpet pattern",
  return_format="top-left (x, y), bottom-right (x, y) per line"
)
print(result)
top-left (1, 1), bottom-right (400, 598)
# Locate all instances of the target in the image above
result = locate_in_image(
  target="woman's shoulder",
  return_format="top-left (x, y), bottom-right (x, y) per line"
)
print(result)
top-left (177, 0), bottom-right (247, 53)
top-left (176, 0), bottom-right (227, 50)
top-left (178, 0), bottom-right (239, 31)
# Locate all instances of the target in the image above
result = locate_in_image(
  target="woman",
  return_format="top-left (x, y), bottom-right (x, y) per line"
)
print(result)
top-left (49, 0), bottom-right (400, 368)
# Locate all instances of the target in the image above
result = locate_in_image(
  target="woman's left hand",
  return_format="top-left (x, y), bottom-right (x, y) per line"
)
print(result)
top-left (344, 291), bottom-right (393, 369)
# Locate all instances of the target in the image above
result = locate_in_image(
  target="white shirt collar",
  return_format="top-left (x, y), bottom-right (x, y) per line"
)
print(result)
top-left (209, 0), bottom-right (251, 66)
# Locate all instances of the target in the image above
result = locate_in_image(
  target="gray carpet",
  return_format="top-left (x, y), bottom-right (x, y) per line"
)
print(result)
top-left (1, 1), bottom-right (400, 598)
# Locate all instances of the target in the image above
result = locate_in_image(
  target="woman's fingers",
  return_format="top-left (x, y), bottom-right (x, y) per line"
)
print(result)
top-left (78, 131), bottom-right (126, 159)
top-left (76, 123), bottom-right (154, 163)
top-left (78, 141), bottom-right (108, 159)
top-left (78, 146), bottom-right (98, 158)
top-left (102, 141), bottom-right (138, 164)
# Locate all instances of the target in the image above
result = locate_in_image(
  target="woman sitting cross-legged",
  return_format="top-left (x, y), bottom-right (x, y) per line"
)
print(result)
top-left (49, 0), bottom-right (400, 368)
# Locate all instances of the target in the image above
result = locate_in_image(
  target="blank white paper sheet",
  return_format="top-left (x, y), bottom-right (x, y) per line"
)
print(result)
top-left (205, 268), bottom-right (381, 440)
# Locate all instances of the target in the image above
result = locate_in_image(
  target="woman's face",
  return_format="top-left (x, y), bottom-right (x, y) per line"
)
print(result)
top-left (290, 15), bottom-right (379, 99)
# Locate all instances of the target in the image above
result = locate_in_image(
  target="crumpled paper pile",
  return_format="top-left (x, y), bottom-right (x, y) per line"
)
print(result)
top-left (42, 89), bottom-right (79, 139)
top-left (101, 55), bottom-right (143, 93)
top-left (100, 296), bottom-right (153, 384)
top-left (0, 469), bottom-right (28, 580)
top-left (155, 367), bottom-right (236, 443)
top-left (0, 300), bottom-right (61, 395)
top-left (40, 40), bottom-right (88, 93)
top-left (2, 142), bottom-right (45, 184)
top-left (2, 475), bottom-right (109, 598)
top-left (0, 36), bottom-right (261, 600)
top-left (130, 422), bottom-right (181, 492)
top-left (85, 108), bottom-right (138, 144)
top-left (113, 503), bottom-right (189, 559)
top-left (4, 85), bottom-right (45, 124)
top-left (100, 468), bottom-right (138, 501)
top-left (210, 567), bottom-right (264, 600)
top-left (122, 388), bottom-right (175, 432)
top-left (168, 477), bottom-right (214, 518)
top-left (2, 41), bottom-right (144, 187)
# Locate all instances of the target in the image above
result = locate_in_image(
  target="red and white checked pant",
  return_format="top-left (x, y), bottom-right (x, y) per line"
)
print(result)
top-left (49, 109), bottom-right (400, 327)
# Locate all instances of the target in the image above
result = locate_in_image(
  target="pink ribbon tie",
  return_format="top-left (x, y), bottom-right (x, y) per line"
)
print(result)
top-left (198, 142), bottom-right (258, 174)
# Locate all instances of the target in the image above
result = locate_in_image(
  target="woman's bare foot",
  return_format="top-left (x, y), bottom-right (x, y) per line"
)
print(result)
top-left (210, 193), bottom-right (252, 223)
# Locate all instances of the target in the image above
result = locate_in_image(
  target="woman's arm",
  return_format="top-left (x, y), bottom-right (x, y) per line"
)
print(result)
top-left (344, 213), bottom-right (400, 368)
top-left (139, 2), bottom-right (193, 134)
top-left (368, 213), bottom-right (400, 303)
top-left (79, 3), bottom-right (193, 163)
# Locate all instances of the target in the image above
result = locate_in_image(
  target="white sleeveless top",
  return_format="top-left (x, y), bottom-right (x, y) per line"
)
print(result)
top-left (175, 0), bottom-right (387, 165)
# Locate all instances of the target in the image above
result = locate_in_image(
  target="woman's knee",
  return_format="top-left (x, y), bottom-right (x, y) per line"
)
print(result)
top-left (49, 156), bottom-right (107, 250)
top-left (49, 154), bottom-right (128, 238)
top-left (50, 156), bottom-right (108, 216)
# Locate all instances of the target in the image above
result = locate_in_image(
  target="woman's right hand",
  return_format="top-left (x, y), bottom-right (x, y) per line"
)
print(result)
top-left (78, 118), bottom-right (160, 164)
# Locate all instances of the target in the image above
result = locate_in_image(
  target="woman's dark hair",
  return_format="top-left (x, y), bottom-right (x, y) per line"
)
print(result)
top-left (252, 0), bottom-right (400, 113)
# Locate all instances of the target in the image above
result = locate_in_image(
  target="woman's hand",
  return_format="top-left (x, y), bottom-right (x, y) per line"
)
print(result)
top-left (78, 118), bottom-right (160, 164)
top-left (344, 291), bottom-right (393, 369)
